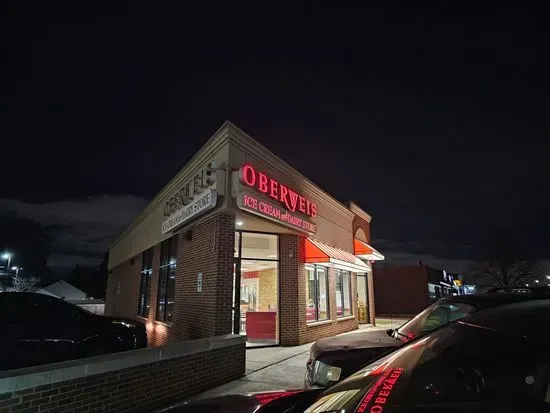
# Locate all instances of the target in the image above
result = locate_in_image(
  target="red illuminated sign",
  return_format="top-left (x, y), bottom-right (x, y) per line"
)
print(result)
top-left (239, 164), bottom-right (317, 218)
top-left (355, 367), bottom-right (404, 413)
top-left (254, 390), bottom-right (302, 406)
top-left (237, 191), bottom-right (317, 234)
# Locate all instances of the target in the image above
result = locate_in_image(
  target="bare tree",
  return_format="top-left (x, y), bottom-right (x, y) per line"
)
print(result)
top-left (471, 259), bottom-right (544, 289)
top-left (12, 273), bottom-right (39, 292)
top-left (470, 227), bottom-right (544, 289)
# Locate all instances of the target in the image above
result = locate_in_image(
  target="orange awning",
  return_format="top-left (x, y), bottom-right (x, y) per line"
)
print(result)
top-left (305, 238), bottom-right (370, 272)
top-left (354, 239), bottom-right (385, 261)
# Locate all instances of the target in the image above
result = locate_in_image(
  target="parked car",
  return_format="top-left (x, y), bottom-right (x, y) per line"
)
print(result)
top-left (0, 292), bottom-right (147, 370)
top-left (161, 299), bottom-right (550, 412)
top-left (305, 289), bottom-right (550, 388)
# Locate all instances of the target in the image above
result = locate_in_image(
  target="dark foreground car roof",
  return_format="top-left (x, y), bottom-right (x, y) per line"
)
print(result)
top-left (439, 290), bottom-right (550, 309)
top-left (458, 298), bottom-right (550, 337)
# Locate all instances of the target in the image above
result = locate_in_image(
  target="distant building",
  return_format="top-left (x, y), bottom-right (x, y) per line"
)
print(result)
top-left (36, 280), bottom-right (87, 301)
top-left (373, 263), bottom-right (465, 316)
top-left (36, 280), bottom-right (105, 315)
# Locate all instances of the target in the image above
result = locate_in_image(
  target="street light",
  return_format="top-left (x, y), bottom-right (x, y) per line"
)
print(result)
top-left (535, 280), bottom-right (539, 284)
top-left (2, 252), bottom-right (11, 274)
top-left (1, 252), bottom-right (12, 291)
top-left (11, 266), bottom-right (22, 277)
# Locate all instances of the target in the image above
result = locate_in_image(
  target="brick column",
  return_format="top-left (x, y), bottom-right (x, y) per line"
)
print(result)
top-left (278, 234), bottom-right (305, 346)
top-left (171, 212), bottom-right (235, 343)
top-left (214, 213), bottom-right (237, 336)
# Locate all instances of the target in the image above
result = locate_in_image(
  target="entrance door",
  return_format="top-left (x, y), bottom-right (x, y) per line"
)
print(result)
top-left (233, 231), bottom-right (280, 346)
top-left (357, 274), bottom-right (370, 324)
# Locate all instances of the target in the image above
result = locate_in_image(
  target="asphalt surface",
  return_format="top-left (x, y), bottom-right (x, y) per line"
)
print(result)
top-left (188, 319), bottom-right (409, 401)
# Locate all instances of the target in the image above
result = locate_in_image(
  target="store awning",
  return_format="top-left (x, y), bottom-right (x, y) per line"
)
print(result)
top-left (353, 239), bottom-right (385, 261)
top-left (305, 238), bottom-right (370, 272)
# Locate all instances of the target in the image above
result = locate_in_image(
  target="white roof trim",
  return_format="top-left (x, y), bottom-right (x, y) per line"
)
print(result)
top-left (349, 202), bottom-right (372, 223)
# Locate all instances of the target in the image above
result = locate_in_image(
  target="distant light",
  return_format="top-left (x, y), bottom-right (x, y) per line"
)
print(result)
top-left (525, 283), bottom-right (529, 287)
top-left (2, 253), bottom-right (11, 260)
top-left (547, 275), bottom-right (550, 280)
top-left (11, 266), bottom-right (18, 270)
top-left (236, 220), bottom-right (244, 226)
top-left (535, 280), bottom-right (539, 283)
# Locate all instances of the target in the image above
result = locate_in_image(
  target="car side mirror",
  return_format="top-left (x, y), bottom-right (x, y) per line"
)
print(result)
top-left (386, 329), bottom-right (394, 337)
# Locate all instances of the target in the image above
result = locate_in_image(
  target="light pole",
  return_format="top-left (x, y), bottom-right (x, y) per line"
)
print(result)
top-left (2, 252), bottom-right (11, 291)
top-left (2, 252), bottom-right (11, 274)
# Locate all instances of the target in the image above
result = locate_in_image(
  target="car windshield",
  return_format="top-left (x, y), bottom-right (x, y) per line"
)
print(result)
top-left (305, 321), bottom-right (548, 412)
top-left (393, 299), bottom-right (477, 342)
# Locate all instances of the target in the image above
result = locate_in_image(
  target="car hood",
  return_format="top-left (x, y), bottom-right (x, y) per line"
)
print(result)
top-left (99, 315), bottom-right (145, 328)
top-left (315, 329), bottom-right (399, 353)
top-left (161, 394), bottom-right (261, 413)
top-left (159, 390), bottom-right (315, 413)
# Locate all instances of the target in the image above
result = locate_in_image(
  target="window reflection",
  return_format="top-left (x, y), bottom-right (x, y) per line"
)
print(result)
top-left (306, 265), bottom-right (329, 322)
top-left (137, 248), bottom-right (154, 318)
top-left (156, 235), bottom-right (178, 323)
top-left (336, 270), bottom-right (352, 317)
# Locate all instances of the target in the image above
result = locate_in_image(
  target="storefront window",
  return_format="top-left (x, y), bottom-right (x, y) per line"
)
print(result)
top-left (235, 231), bottom-right (279, 345)
top-left (428, 283), bottom-right (437, 303)
top-left (306, 265), bottom-right (329, 322)
top-left (156, 235), bottom-right (178, 323)
top-left (336, 270), bottom-right (352, 317)
top-left (137, 248), bottom-right (154, 318)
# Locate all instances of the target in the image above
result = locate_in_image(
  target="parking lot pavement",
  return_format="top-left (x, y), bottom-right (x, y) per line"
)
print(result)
top-left (375, 316), bottom-right (411, 329)
top-left (187, 324), bottom-right (392, 401)
top-left (190, 343), bottom-right (313, 400)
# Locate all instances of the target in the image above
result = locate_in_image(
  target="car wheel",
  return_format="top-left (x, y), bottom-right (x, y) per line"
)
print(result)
top-left (80, 339), bottom-right (114, 358)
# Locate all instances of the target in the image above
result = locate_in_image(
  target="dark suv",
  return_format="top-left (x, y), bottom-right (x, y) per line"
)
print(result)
top-left (305, 289), bottom-right (550, 388)
top-left (0, 292), bottom-right (147, 370)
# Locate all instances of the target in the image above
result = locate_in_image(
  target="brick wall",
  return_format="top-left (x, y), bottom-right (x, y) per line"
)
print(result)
top-left (373, 266), bottom-right (429, 315)
top-left (105, 212), bottom-right (235, 347)
top-left (106, 215), bottom-right (364, 348)
top-left (0, 335), bottom-right (245, 413)
top-left (279, 234), bottom-right (359, 346)
top-left (258, 268), bottom-right (277, 311)
top-left (171, 212), bottom-right (235, 342)
top-left (278, 234), bottom-right (302, 346)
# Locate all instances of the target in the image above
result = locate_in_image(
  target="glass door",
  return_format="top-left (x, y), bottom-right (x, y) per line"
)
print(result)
top-left (234, 231), bottom-right (280, 346)
top-left (357, 274), bottom-right (369, 323)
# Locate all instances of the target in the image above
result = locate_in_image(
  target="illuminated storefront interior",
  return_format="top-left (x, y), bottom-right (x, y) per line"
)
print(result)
top-left (234, 231), bottom-right (279, 346)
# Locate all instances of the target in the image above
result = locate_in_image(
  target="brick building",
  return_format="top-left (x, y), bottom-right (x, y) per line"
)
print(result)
top-left (373, 263), bottom-right (462, 316)
top-left (105, 122), bottom-right (384, 347)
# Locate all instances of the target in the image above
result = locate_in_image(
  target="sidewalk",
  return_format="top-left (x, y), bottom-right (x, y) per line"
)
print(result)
top-left (188, 323), bottom-right (389, 401)
top-left (375, 316), bottom-right (411, 329)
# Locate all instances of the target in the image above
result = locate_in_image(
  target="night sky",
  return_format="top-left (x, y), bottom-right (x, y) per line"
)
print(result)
top-left (1, 3), bottom-right (548, 274)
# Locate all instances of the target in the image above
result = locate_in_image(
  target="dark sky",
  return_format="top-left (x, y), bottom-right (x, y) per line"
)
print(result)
top-left (1, 3), bottom-right (549, 273)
